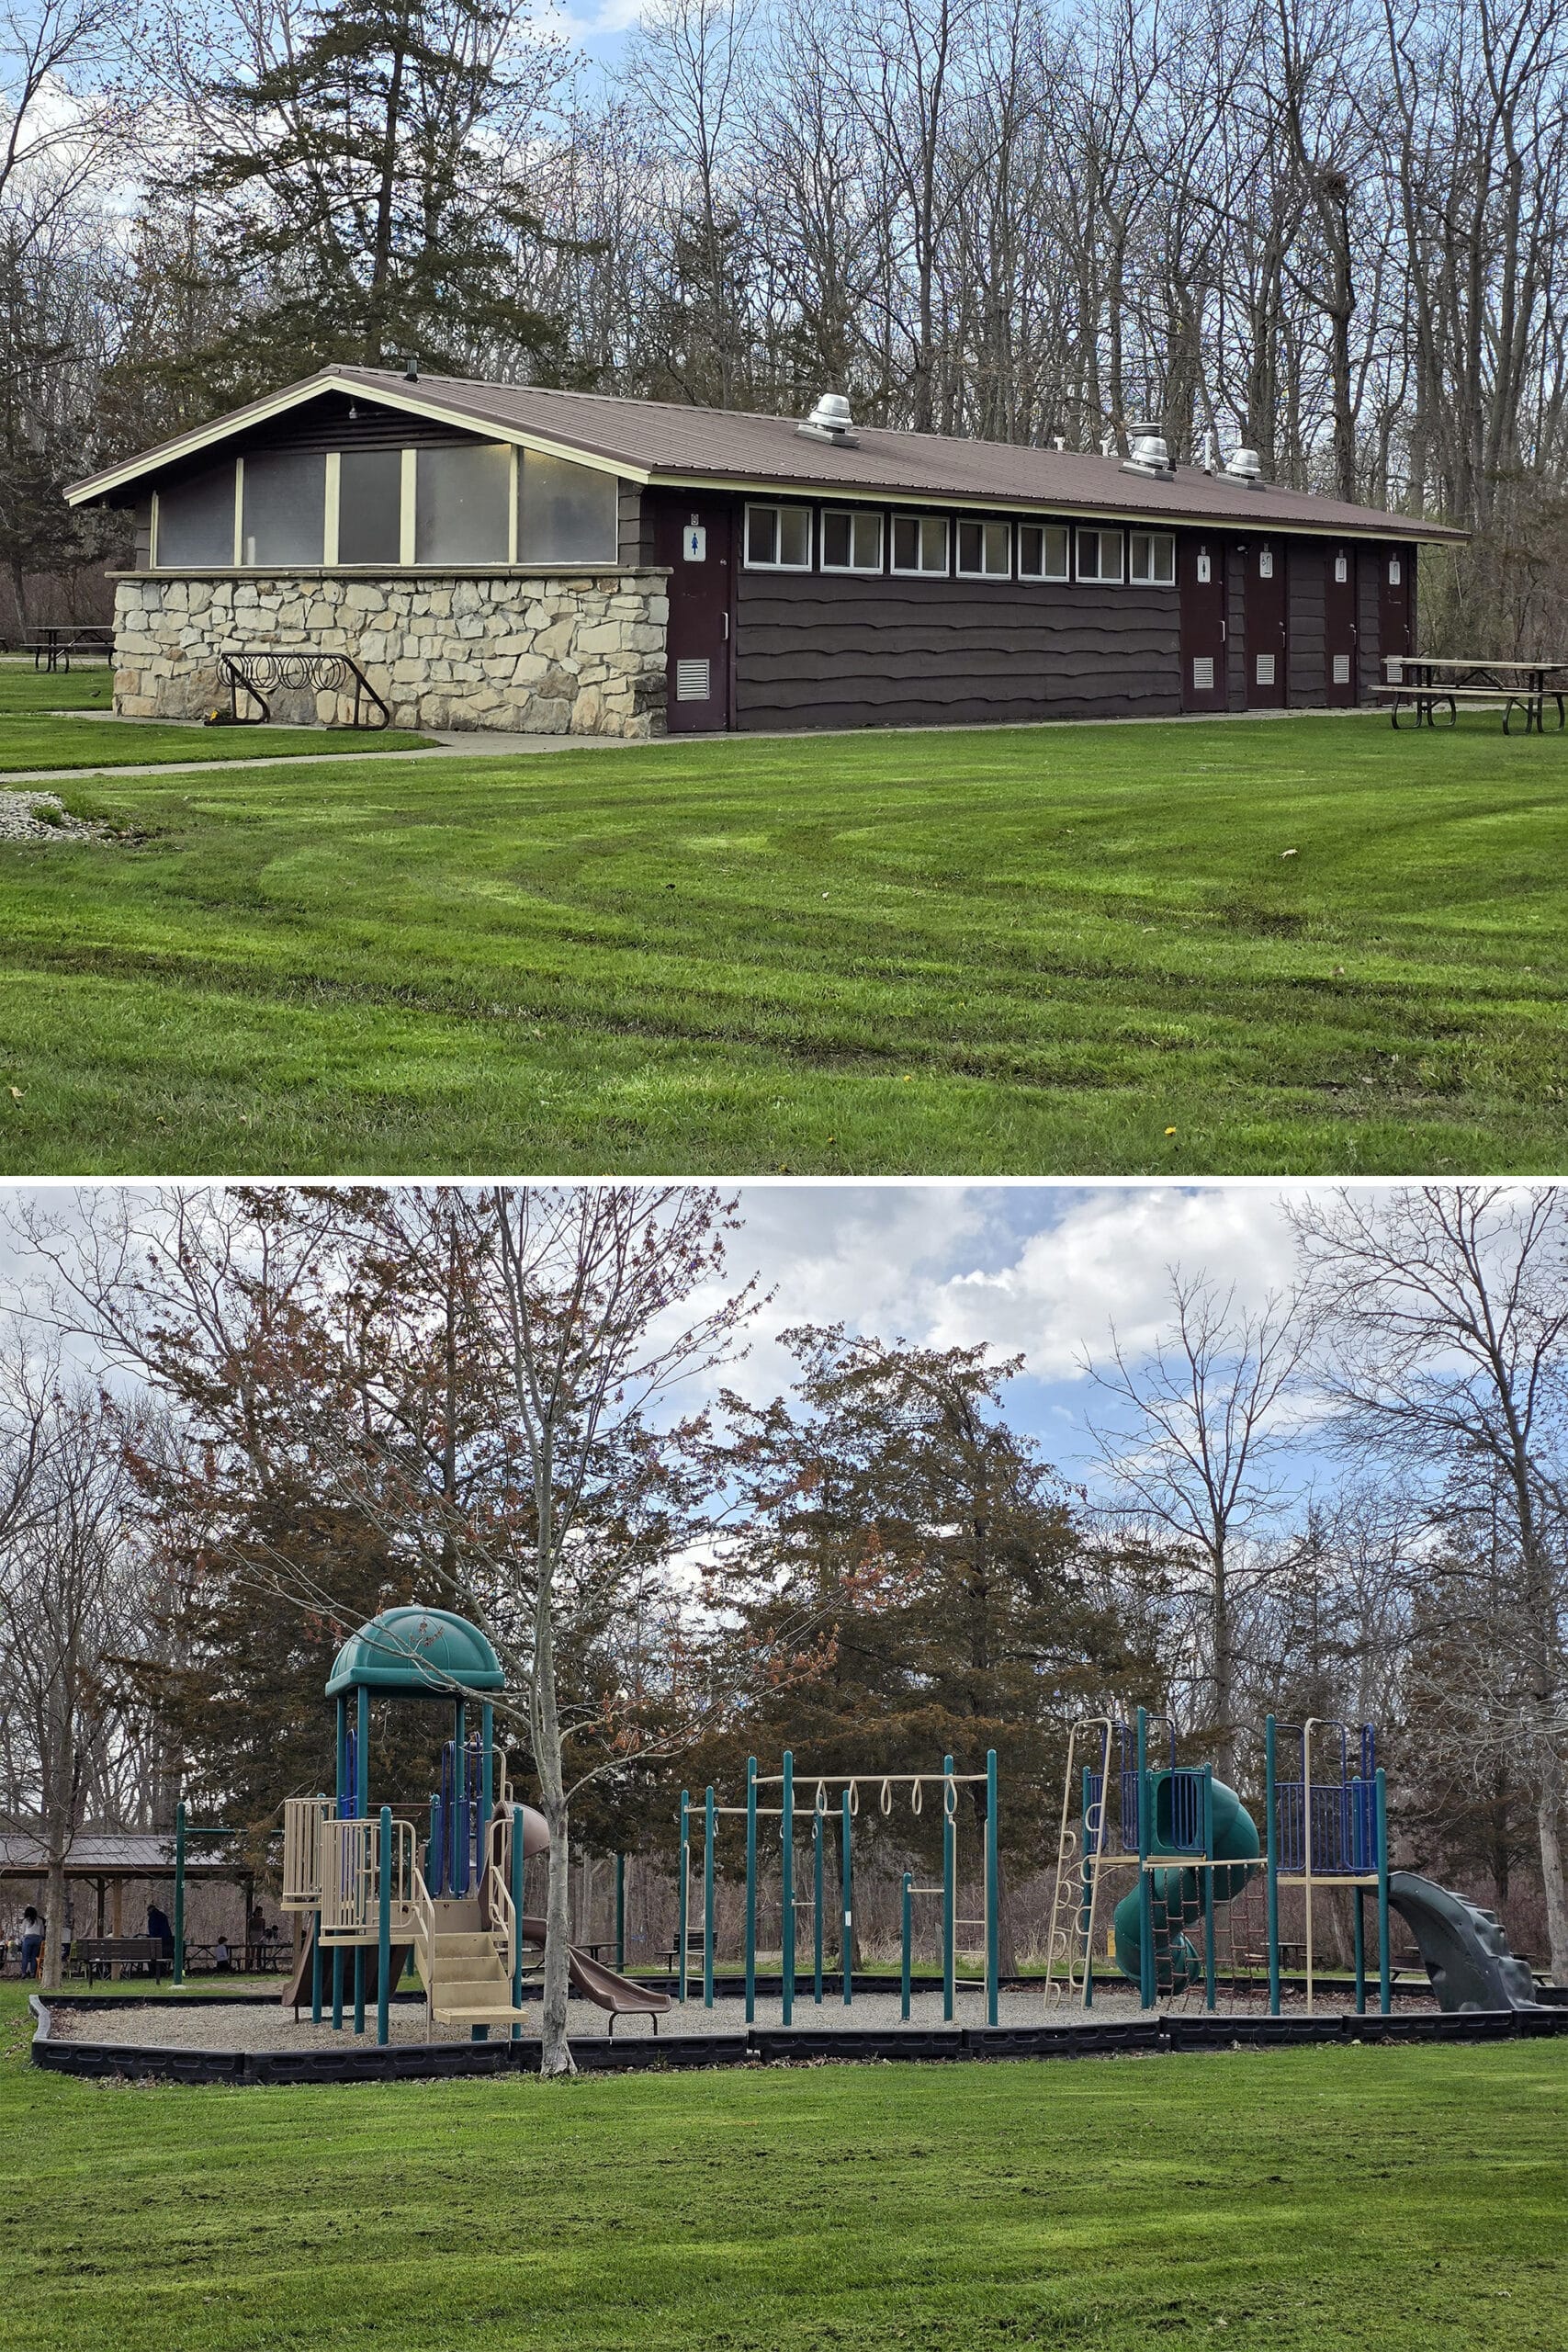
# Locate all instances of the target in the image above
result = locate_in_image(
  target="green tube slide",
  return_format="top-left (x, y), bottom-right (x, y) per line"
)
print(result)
top-left (1112, 1772), bottom-right (1260, 1995)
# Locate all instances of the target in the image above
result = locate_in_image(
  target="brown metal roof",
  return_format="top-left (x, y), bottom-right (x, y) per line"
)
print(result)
top-left (67, 364), bottom-right (1463, 542)
top-left (0, 1831), bottom-right (245, 1880)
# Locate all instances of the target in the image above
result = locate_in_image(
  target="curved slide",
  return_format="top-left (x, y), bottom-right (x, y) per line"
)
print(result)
top-left (1112, 1776), bottom-right (1261, 1993)
top-left (517, 1913), bottom-right (672, 2023)
top-left (1386, 1872), bottom-right (1544, 2012)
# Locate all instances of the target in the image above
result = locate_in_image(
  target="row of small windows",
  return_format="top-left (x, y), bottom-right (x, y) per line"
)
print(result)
top-left (745, 503), bottom-right (1178, 586)
top-left (152, 442), bottom-right (620, 570)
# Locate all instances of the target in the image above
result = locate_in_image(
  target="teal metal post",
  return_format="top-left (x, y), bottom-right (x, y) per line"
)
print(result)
top-left (703, 1785), bottom-right (716, 2009)
top-left (1079, 1763), bottom-right (1096, 2010)
top-left (615, 1852), bottom-right (626, 1973)
top-left (310, 1905), bottom-right (322, 2023)
top-left (1201, 1765), bottom-right (1216, 2013)
top-left (781, 1751), bottom-right (795, 2028)
top-left (677, 1791), bottom-right (690, 2005)
top-left (173, 1800), bottom-right (186, 1985)
top-left (840, 1787), bottom-right (853, 2006)
top-left (1265, 1713), bottom-right (1280, 2017)
top-left (901, 1871), bottom-right (914, 2020)
top-left (744, 1756), bottom-right (758, 2025)
top-left (1135, 1708), bottom-right (1154, 2010)
top-left (1375, 1767), bottom-right (1392, 2016)
top-left (1353, 1886), bottom-right (1366, 2015)
top-left (333, 1693), bottom-right (346, 2030)
top-left (354, 1684), bottom-right (369, 2036)
top-left (376, 1804), bottom-right (392, 2046)
top-left (813, 1807), bottom-right (824, 2004)
top-left (985, 1748), bottom-right (999, 2028)
top-left (511, 1804), bottom-right (525, 2040)
top-left (942, 1754), bottom-right (956, 2023)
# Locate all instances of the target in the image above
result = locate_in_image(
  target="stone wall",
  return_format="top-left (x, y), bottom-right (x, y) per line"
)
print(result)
top-left (111, 568), bottom-right (671, 737)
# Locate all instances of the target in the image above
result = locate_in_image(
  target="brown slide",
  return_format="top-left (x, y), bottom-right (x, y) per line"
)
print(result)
top-left (519, 1914), bottom-right (671, 2030)
top-left (283, 1926), bottom-right (411, 2013)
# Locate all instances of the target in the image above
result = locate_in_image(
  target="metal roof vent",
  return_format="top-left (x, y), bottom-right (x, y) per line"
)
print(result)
top-left (796, 391), bottom-right (859, 447)
top-left (1225, 445), bottom-right (1264, 483)
top-left (1121, 424), bottom-right (1174, 480)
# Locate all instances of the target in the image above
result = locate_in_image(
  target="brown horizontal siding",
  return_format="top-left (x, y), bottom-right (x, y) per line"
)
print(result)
top-left (734, 571), bottom-right (1179, 729)
top-left (1288, 544), bottom-right (1327, 707)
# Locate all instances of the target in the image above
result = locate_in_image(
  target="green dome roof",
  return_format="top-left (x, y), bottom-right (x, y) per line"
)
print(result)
top-left (325, 1607), bottom-right (505, 1699)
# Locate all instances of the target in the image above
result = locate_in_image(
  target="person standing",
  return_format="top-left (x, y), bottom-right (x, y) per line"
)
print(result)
top-left (18, 1907), bottom-right (43, 1979)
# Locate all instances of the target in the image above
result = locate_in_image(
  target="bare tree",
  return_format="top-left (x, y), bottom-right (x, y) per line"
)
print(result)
top-left (479, 1186), bottom-right (760, 2076)
top-left (0, 1374), bottom-right (153, 1989)
top-left (1292, 1183), bottom-right (1568, 1977)
top-left (1084, 1270), bottom-right (1307, 1781)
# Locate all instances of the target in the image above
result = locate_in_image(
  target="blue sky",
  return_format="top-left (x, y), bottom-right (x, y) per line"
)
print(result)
top-left (1, 1181), bottom-right (1331, 1502)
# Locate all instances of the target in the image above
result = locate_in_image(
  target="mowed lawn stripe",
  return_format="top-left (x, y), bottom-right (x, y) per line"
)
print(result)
top-left (0, 714), bottom-right (1564, 1173)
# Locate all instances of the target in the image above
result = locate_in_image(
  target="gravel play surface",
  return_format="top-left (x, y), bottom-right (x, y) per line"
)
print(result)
top-left (46, 1977), bottom-right (1411, 2054)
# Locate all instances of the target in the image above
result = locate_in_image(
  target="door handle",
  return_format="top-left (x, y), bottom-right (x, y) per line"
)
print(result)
top-left (723, 613), bottom-right (730, 640)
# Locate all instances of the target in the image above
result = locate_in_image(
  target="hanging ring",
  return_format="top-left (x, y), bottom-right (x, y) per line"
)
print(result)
top-left (849, 1780), bottom-right (861, 1816)
top-left (880, 1777), bottom-right (894, 1816)
top-left (911, 1780), bottom-right (924, 1816)
top-left (814, 1780), bottom-right (829, 1818)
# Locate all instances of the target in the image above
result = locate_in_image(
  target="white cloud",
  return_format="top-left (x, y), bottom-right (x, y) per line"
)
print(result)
top-left (923, 1185), bottom-right (1304, 1378)
top-left (673, 1182), bottom-right (1305, 1410)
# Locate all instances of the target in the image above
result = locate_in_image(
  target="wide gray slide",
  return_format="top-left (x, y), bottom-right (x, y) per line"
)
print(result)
top-left (1386, 1872), bottom-right (1546, 2011)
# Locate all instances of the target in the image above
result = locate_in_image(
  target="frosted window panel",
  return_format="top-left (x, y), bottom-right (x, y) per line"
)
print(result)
top-left (242, 451), bottom-right (325, 565)
top-left (157, 464), bottom-right (235, 565)
top-left (1018, 524), bottom-right (1068, 580)
top-left (892, 514), bottom-right (947, 572)
top-left (519, 452), bottom-right (618, 564)
top-left (338, 449), bottom-right (402, 564)
top-left (416, 443), bottom-right (511, 563)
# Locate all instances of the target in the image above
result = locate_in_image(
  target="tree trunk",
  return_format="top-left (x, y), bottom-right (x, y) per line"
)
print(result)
top-left (1536, 1761), bottom-right (1568, 1984)
top-left (540, 1788), bottom-right (575, 2075)
top-left (42, 1851), bottom-right (68, 1991)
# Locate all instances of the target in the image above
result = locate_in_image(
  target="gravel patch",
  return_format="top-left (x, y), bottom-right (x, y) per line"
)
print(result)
top-left (0, 789), bottom-right (107, 842)
top-left (46, 1977), bottom-right (1408, 2057)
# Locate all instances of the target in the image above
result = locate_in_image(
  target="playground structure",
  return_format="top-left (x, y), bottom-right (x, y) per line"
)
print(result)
top-left (679, 1751), bottom-right (1002, 2026)
top-left (1046, 1707), bottom-right (1546, 2017)
top-left (276, 1606), bottom-right (671, 2043)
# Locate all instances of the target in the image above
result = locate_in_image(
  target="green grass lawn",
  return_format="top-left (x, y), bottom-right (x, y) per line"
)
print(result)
top-left (1, 711), bottom-right (1565, 1173)
top-left (0, 658), bottom-right (428, 770)
top-left (2, 1991), bottom-right (1562, 2351)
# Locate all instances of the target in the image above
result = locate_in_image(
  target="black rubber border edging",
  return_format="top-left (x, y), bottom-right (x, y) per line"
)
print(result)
top-left (29, 1995), bottom-right (1568, 2086)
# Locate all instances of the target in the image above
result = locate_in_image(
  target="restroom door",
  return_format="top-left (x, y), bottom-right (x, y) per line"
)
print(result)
top-left (1324, 543), bottom-right (1358, 705)
top-left (1378, 545), bottom-right (1413, 669)
top-left (654, 499), bottom-right (734, 734)
top-left (1179, 536), bottom-right (1226, 712)
top-left (1246, 539), bottom-right (1288, 707)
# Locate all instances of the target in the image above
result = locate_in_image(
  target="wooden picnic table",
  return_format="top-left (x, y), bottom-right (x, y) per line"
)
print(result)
top-left (1378, 654), bottom-right (1568, 735)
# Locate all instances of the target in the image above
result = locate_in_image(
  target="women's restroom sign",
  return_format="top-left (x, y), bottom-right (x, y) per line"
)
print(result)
top-left (684, 519), bottom-right (707, 560)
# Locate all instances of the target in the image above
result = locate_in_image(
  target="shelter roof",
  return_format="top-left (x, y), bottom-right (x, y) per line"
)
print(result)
top-left (66, 368), bottom-right (1463, 543)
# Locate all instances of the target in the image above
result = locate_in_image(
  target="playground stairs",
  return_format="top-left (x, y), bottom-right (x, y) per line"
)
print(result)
top-left (418, 1898), bottom-right (529, 2029)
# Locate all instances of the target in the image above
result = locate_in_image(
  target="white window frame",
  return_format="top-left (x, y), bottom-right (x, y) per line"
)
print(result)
top-left (890, 512), bottom-right (950, 578)
top-left (744, 502), bottom-right (812, 571)
top-left (955, 517), bottom-right (1011, 580)
top-left (1128, 530), bottom-right (1176, 586)
top-left (1076, 526), bottom-right (1124, 584)
top-left (819, 508), bottom-right (885, 575)
top-left (1017, 522), bottom-right (1070, 582)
